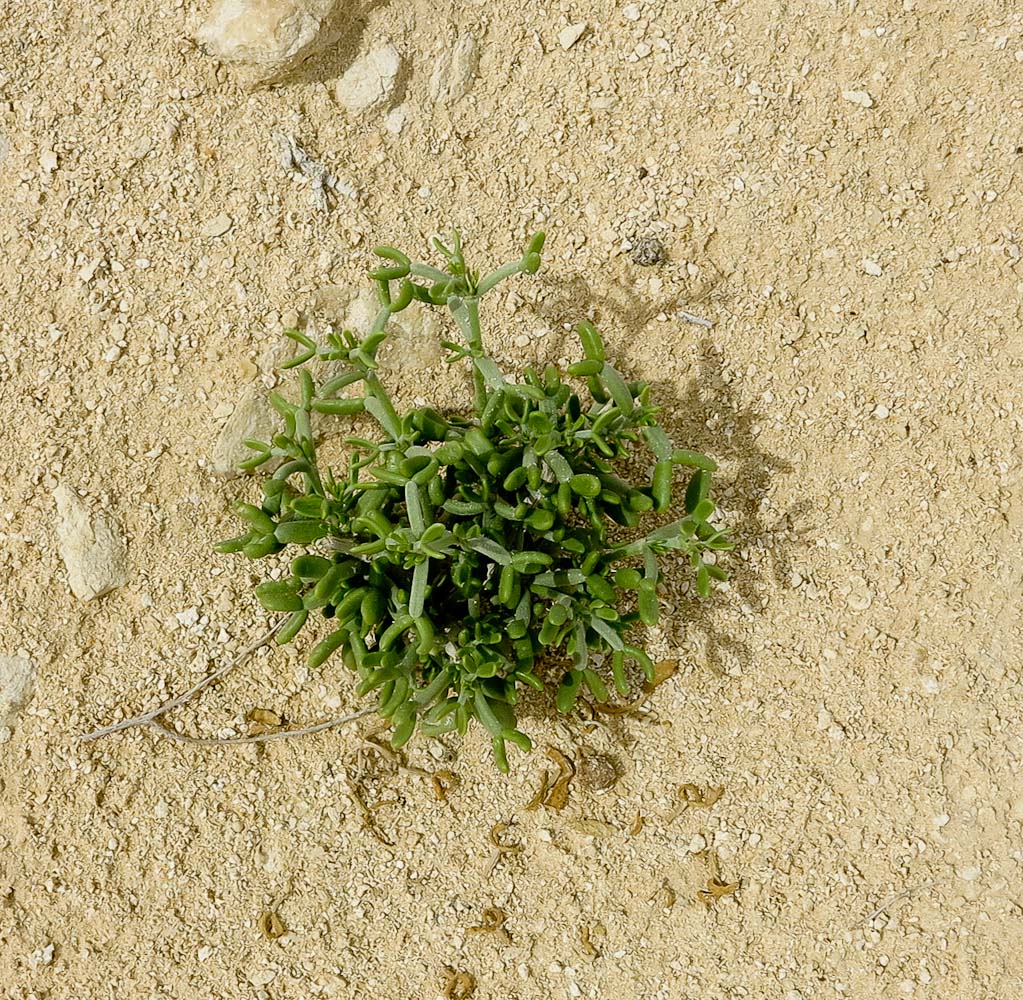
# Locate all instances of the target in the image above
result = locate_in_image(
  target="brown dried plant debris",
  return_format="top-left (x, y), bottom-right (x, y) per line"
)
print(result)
top-left (579, 924), bottom-right (601, 958)
top-left (467, 906), bottom-right (511, 944)
top-left (258, 909), bottom-right (287, 940)
top-left (359, 735), bottom-right (460, 802)
top-left (484, 820), bottom-right (523, 877)
top-left (488, 821), bottom-right (523, 855)
top-left (441, 966), bottom-right (477, 999)
top-left (643, 658), bottom-right (678, 692)
top-left (695, 851), bottom-right (740, 908)
top-left (344, 776), bottom-right (394, 846)
top-left (660, 783), bottom-right (726, 827)
top-left (246, 707), bottom-right (283, 735)
top-left (678, 783), bottom-right (725, 808)
top-left (543, 746), bottom-right (575, 810)
top-left (697, 877), bottom-right (741, 908)
top-left (523, 769), bottom-right (551, 811)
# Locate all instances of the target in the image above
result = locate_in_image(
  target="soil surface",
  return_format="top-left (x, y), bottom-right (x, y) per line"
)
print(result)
top-left (2, 2), bottom-right (1022, 998)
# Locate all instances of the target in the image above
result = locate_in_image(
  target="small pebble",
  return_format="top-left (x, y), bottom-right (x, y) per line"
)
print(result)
top-left (558, 22), bottom-right (587, 51)
top-left (429, 33), bottom-right (479, 104)
top-left (0, 654), bottom-right (37, 731)
top-left (842, 89), bottom-right (874, 108)
top-left (200, 213), bottom-right (232, 238)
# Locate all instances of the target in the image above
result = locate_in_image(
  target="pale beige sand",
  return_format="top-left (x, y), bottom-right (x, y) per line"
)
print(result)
top-left (1, 2), bottom-right (1021, 997)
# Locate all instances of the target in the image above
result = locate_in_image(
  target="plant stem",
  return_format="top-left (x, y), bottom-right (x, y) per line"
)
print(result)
top-left (448, 296), bottom-right (488, 409)
top-left (464, 297), bottom-right (488, 409)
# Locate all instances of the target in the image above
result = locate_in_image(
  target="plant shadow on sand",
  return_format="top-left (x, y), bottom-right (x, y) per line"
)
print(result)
top-left (514, 271), bottom-right (807, 709)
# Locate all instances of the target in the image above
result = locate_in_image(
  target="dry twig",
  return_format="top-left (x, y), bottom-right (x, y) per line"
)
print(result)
top-left (864, 880), bottom-right (941, 924)
top-left (78, 619), bottom-right (375, 747)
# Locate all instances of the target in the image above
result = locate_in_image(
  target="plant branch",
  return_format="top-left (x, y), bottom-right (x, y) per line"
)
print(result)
top-left (78, 619), bottom-right (286, 743)
top-left (144, 706), bottom-right (377, 746)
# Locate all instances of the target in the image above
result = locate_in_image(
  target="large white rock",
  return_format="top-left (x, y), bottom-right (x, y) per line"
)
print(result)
top-left (211, 388), bottom-right (282, 477)
top-left (53, 486), bottom-right (127, 602)
top-left (345, 288), bottom-right (444, 372)
top-left (334, 41), bottom-right (401, 114)
top-left (196, 0), bottom-right (344, 83)
top-left (428, 33), bottom-right (479, 104)
top-left (0, 655), bottom-right (36, 731)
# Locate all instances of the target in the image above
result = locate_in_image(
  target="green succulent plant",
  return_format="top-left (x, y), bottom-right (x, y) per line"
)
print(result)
top-left (216, 233), bottom-right (732, 770)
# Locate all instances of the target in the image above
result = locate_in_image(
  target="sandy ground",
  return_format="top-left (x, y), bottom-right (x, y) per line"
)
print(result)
top-left (2, 1), bottom-right (1022, 997)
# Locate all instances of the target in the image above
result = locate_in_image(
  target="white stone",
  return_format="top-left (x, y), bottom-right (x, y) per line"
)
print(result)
top-left (842, 89), bottom-right (874, 108)
top-left (345, 287), bottom-right (444, 372)
top-left (200, 213), bottom-right (233, 238)
top-left (384, 104), bottom-right (407, 134)
top-left (861, 258), bottom-right (883, 276)
top-left (558, 22), bottom-right (587, 50)
top-left (196, 0), bottom-right (344, 84)
top-left (334, 41), bottom-right (401, 114)
top-left (53, 485), bottom-right (128, 602)
top-left (175, 607), bottom-right (201, 628)
top-left (0, 655), bottom-right (36, 730)
top-left (428, 33), bottom-right (479, 104)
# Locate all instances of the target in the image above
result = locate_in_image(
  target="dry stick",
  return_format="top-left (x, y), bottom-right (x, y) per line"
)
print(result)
top-left (77, 614), bottom-right (377, 748)
top-left (146, 706), bottom-right (377, 745)
top-left (864, 880), bottom-right (941, 924)
top-left (678, 309), bottom-right (714, 329)
top-left (78, 614), bottom-right (374, 746)
top-left (79, 619), bottom-right (286, 743)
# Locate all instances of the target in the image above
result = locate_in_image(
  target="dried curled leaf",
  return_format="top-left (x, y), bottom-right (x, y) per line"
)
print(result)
top-left (579, 924), bottom-right (600, 958)
top-left (642, 658), bottom-right (678, 692)
top-left (246, 708), bottom-right (283, 734)
top-left (697, 877), bottom-right (740, 907)
top-left (488, 821), bottom-right (522, 854)
top-left (431, 769), bottom-right (459, 802)
top-left (543, 746), bottom-right (575, 811)
top-left (592, 694), bottom-right (647, 717)
top-left (346, 777), bottom-right (394, 846)
top-left (628, 812), bottom-right (645, 836)
top-left (258, 910), bottom-right (287, 940)
top-left (441, 966), bottom-right (476, 999)
top-left (679, 783), bottom-right (724, 809)
top-left (545, 775), bottom-right (572, 810)
top-left (467, 907), bottom-right (510, 942)
top-left (524, 769), bottom-right (551, 811)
